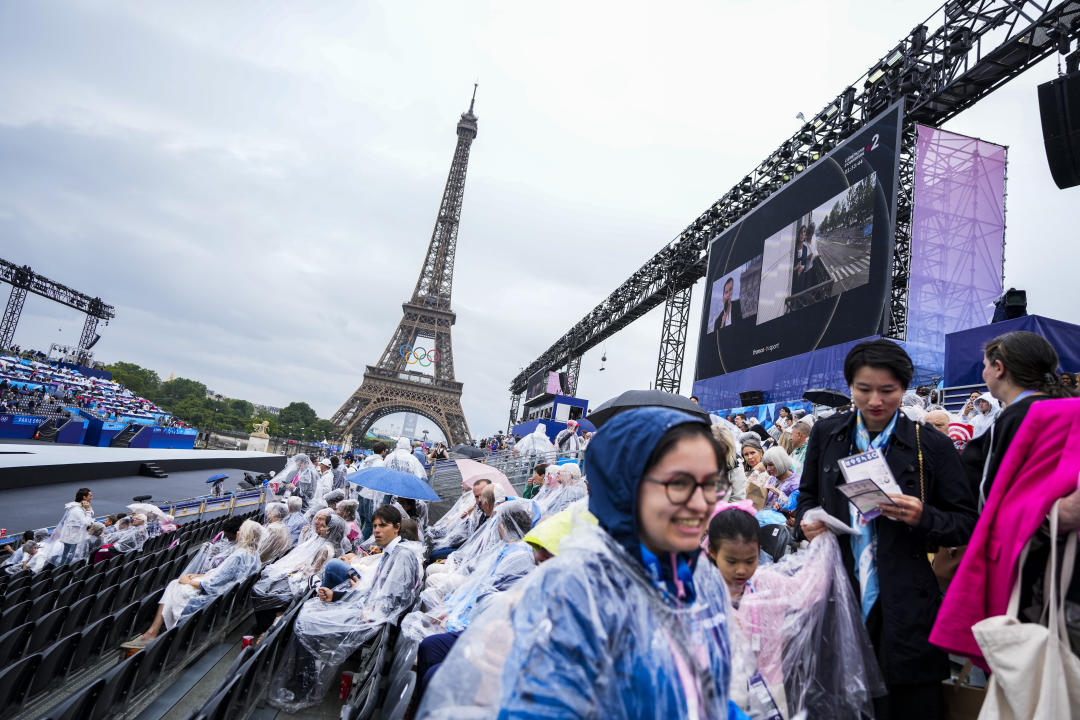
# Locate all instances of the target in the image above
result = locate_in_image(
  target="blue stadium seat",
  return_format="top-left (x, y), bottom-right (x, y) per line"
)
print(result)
top-left (39, 677), bottom-right (105, 720)
top-left (113, 576), bottom-right (138, 607)
top-left (134, 588), bottom-right (164, 632)
top-left (26, 605), bottom-right (68, 653)
top-left (61, 595), bottom-right (95, 636)
top-left (130, 627), bottom-right (174, 694)
top-left (70, 615), bottom-right (114, 671)
top-left (106, 601), bottom-right (140, 648)
top-left (89, 583), bottom-right (118, 619)
top-left (0, 600), bottom-right (31, 636)
top-left (379, 670), bottom-right (416, 720)
top-left (0, 622), bottom-right (32, 669)
top-left (26, 589), bottom-right (61, 624)
top-left (89, 653), bottom-right (142, 720)
top-left (1, 584), bottom-right (29, 609)
top-left (79, 571), bottom-right (105, 598)
top-left (53, 578), bottom-right (84, 610)
top-left (163, 613), bottom-right (198, 670)
top-left (0, 652), bottom-right (40, 714)
top-left (27, 631), bottom-right (79, 697)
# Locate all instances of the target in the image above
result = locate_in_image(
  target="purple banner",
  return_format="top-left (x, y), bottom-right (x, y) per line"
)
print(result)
top-left (907, 125), bottom-right (1006, 382)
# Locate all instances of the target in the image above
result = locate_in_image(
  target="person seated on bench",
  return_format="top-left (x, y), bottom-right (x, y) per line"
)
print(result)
top-left (284, 496), bottom-right (306, 544)
top-left (267, 505), bottom-right (422, 712)
top-left (128, 519), bottom-right (264, 647)
top-left (259, 502), bottom-right (293, 563)
top-left (250, 508), bottom-right (347, 634)
top-left (2, 539), bottom-right (38, 574)
top-left (181, 515), bottom-right (245, 575)
top-left (426, 479), bottom-right (493, 561)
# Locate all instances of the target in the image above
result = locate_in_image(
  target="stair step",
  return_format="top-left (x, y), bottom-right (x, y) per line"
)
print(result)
top-left (139, 462), bottom-right (169, 479)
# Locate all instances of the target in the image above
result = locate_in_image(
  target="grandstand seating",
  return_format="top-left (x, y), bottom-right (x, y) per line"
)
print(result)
top-left (3, 505), bottom-right (431, 718)
top-left (0, 511), bottom-right (259, 719)
top-left (0, 353), bottom-right (183, 427)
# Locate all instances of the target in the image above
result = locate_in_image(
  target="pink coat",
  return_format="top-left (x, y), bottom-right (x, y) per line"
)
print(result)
top-left (929, 398), bottom-right (1080, 666)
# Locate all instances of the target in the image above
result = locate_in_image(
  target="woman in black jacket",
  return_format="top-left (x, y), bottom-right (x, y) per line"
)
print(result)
top-left (796, 339), bottom-right (977, 719)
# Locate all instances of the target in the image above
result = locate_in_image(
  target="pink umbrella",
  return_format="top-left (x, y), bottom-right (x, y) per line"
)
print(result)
top-left (454, 459), bottom-right (519, 498)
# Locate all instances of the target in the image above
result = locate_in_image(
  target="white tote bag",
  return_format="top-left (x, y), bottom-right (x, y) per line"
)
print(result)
top-left (973, 500), bottom-right (1080, 719)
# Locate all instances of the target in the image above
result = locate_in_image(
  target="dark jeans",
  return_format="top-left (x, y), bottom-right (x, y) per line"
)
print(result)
top-left (415, 631), bottom-right (462, 703)
top-left (59, 542), bottom-right (78, 566)
top-left (428, 546), bottom-right (455, 561)
top-left (357, 496), bottom-right (373, 538)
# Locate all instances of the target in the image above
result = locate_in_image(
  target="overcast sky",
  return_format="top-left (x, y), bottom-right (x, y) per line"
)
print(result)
top-left (2, 0), bottom-right (1076, 441)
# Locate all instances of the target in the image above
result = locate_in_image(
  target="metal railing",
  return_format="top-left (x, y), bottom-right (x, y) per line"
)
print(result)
top-left (0, 489), bottom-right (268, 547)
top-left (428, 448), bottom-right (570, 499)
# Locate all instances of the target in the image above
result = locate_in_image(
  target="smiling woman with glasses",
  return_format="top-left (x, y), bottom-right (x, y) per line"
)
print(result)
top-left (416, 406), bottom-right (741, 719)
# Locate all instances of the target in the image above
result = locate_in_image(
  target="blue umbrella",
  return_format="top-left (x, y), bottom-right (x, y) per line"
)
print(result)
top-left (205, 473), bottom-right (229, 483)
top-left (352, 466), bottom-right (440, 502)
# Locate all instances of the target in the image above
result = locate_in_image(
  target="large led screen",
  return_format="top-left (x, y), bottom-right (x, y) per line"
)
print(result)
top-left (695, 102), bottom-right (903, 381)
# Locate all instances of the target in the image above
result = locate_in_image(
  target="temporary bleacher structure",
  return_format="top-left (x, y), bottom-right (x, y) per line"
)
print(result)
top-left (0, 511), bottom-right (261, 720)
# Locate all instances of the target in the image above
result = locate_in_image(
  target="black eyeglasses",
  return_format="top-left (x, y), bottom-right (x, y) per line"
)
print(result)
top-left (643, 472), bottom-right (728, 505)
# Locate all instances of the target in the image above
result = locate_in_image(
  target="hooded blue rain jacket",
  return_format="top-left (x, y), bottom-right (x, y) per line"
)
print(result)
top-left (418, 406), bottom-right (735, 720)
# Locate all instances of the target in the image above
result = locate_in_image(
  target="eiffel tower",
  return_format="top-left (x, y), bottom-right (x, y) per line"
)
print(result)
top-left (331, 88), bottom-right (477, 446)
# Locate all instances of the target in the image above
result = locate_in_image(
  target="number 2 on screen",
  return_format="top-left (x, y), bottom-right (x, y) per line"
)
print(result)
top-left (870, 133), bottom-right (880, 151)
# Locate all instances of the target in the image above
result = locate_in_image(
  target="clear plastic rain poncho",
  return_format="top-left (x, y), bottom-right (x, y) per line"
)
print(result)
top-left (178, 546), bottom-right (262, 622)
top-left (266, 537), bottom-right (423, 712)
top-left (252, 511), bottom-right (348, 610)
top-left (425, 491), bottom-right (479, 556)
top-left (54, 501), bottom-right (94, 545)
top-left (417, 406), bottom-right (734, 720)
top-left (259, 503), bottom-right (293, 562)
top-left (968, 391), bottom-right (1002, 439)
top-left (403, 540), bottom-right (536, 642)
top-left (259, 521), bottom-right (293, 563)
top-left (421, 500), bottom-right (539, 611)
top-left (111, 521), bottom-right (149, 553)
top-left (513, 425), bottom-right (555, 458)
top-left (416, 514), bottom-right (733, 719)
top-left (275, 453), bottom-right (319, 502)
top-left (385, 437), bottom-right (426, 478)
top-left (728, 531), bottom-right (885, 718)
top-left (284, 509), bottom-right (306, 544)
top-left (535, 462), bottom-right (588, 515)
top-left (2, 544), bottom-right (30, 574)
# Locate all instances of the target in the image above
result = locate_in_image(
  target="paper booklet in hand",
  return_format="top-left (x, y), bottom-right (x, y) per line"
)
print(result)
top-left (837, 447), bottom-right (903, 521)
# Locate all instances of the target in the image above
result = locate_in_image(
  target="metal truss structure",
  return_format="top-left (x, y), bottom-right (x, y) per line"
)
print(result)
top-left (508, 0), bottom-right (1080, 419)
top-left (0, 258), bottom-right (115, 363)
top-left (331, 88), bottom-right (479, 446)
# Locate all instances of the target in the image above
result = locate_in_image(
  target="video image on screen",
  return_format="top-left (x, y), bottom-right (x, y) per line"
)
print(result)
top-left (708, 255), bottom-right (762, 333)
top-left (756, 173), bottom-right (876, 325)
top-left (693, 102), bottom-right (902, 381)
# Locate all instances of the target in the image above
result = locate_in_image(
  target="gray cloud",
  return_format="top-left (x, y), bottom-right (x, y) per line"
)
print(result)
top-left (1, 0), bottom-right (1076, 439)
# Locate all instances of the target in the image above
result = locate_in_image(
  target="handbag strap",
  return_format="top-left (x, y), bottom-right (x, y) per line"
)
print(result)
top-left (915, 423), bottom-right (925, 503)
top-left (1044, 501), bottom-right (1077, 641)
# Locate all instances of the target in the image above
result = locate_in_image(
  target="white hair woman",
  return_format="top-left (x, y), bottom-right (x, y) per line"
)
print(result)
top-left (259, 502), bottom-right (293, 563)
top-left (130, 519), bottom-right (263, 646)
top-left (761, 446), bottom-right (800, 511)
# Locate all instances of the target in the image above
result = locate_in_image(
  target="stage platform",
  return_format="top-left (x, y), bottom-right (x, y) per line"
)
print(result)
top-left (0, 441), bottom-right (284, 489)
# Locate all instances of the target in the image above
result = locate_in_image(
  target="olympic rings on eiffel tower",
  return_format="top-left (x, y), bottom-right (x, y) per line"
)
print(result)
top-left (399, 344), bottom-right (441, 367)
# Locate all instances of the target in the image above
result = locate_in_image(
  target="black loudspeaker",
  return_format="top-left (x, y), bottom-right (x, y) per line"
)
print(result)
top-left (558, 371), bottom-right (569, 394)
top-left (1038, 69), bottom-right (1080, 189)
top-left (992, 288), bottom-right (1028, 322)
top-left (739, 390), bottom-right (765, 406)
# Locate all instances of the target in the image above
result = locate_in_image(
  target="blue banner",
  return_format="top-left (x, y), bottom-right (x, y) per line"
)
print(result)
top-left (944, 314), bottom-right (1080, 386)
top-left (0, 413), bottom-right (43, 439)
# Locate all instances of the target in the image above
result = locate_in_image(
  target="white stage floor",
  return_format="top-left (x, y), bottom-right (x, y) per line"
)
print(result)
top-left (0, 443), bottom-right (280, 468)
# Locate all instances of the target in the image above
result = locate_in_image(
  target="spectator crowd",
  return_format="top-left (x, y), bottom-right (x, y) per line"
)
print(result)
top-left (5, 328), bottom-right (1078, 717)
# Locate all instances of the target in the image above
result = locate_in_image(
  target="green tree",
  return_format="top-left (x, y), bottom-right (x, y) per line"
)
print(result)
top-left (228, 398), bottom-right (254, 419)
top-left (105, 362), bottom-right (161, 399)
top-left (157, 377), bottom-right (208, 405)
top-left (279, 402), bottom-right (318, 428)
